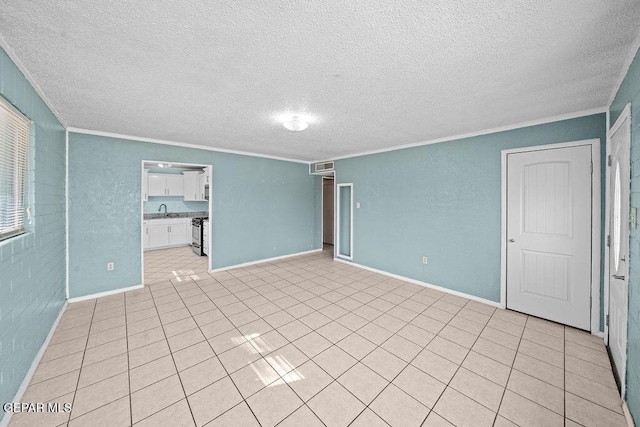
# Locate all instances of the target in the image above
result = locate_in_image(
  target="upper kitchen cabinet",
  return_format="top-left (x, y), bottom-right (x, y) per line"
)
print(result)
top-left (183, 171), bottom-right (204, 201)
top-left (148, 173), bottom-right (185, 196)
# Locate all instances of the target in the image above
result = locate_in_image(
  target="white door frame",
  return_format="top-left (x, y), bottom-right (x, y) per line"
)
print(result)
top-left (140, 160), bottom-right (213, 284)
top-left (500, 139), bottom-right (601, 335)
top-left (604, 103), bottom-right (631, 396)
top-left (336, 183), bottom-right (354, 260)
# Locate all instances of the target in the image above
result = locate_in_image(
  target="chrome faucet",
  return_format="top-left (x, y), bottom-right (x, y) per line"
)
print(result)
top-left (158, 204), bottom-right (167, 214)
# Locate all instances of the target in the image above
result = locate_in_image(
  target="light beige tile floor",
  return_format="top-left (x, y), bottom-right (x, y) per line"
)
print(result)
top-left (10, 247), bottom-right (627, 426)
top-left (143, 246), bottom-right (209, 283)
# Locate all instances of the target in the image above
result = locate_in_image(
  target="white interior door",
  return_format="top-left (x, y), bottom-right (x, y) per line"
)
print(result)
top-left (507, 145), bottom-right (592, 330)
top-left (608, 109), bottom-right (630, 392)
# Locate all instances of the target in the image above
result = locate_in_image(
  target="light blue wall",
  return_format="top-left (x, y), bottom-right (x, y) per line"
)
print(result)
top-left (334, 114), bottom-right (606, 309)
top-left (0, 48), bottom-right (66, 418)
top-left (611, 46), bottom-right (640, 422)
top-left (68, 133), bottom-right (319, 298)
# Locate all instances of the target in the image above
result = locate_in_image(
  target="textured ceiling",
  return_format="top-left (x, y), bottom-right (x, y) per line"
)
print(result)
top-left (1, 1), bottom-right (639, 161)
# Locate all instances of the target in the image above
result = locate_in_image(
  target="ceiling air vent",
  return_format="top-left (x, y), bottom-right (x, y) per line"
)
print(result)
top-left (314, 161), bottom-right (334, 173)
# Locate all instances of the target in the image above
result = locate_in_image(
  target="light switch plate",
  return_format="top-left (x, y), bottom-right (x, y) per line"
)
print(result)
top-left (356, 202), bottom-right (360, 209)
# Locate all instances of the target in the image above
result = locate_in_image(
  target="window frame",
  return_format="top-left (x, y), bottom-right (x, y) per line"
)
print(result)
top-left (0, 95), bottom-right (32, 243)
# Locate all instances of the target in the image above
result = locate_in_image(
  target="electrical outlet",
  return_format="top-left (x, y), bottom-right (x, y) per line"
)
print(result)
top-left (107, 262), bottom-right (115, 271)
top-left (422, 257), bottom-right (428, 264)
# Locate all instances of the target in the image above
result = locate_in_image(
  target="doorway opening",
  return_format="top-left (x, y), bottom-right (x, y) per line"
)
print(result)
top-left (140, 160), bottom-right (213, 285)
top-left (322, 176), bottom-right (335, 249)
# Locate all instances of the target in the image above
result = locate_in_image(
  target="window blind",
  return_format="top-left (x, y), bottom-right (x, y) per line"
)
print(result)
top-left (0, 96), bottom-right (30, 242)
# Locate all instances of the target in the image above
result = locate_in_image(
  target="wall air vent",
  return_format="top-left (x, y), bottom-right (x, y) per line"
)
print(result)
top-left (314, 161), bottom-right (334, 173)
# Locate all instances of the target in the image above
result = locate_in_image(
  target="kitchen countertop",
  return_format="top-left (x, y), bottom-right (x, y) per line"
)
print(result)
top-left (144, 211), bottom-right (208, 220)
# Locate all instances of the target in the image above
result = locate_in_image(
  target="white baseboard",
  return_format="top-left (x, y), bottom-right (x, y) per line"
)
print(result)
top-left (593, 330), bottom-right (605, 338)
top-left (623, 399), bottom-right (635, 427)
top-left (210, 248), bottom-right (323, 273)
top-left (333, 258), bottom-right (503, 309)
top-left (0, 301), bottom-right (68, 427)
top-left (67, 284), bottom-right (144, 303)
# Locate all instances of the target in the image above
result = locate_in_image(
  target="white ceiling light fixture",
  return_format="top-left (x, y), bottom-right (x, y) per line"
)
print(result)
top-left (283, 116), bottom-right (309, 132)
top-left (275, 112), bottom-right (315, 132)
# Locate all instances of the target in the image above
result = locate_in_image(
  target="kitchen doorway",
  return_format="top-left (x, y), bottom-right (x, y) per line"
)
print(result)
top-left (140, 160), bottom-right (213, 284)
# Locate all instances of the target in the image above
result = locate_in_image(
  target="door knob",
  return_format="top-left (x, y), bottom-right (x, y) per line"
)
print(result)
top-left (613, 274), bottom-right (625, 280)
top-left (508, 239), bottom-right (515, 243)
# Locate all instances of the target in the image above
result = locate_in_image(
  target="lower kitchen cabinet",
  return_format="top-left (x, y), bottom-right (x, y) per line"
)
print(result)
top-left (144, 218), bottom-right (191, 250)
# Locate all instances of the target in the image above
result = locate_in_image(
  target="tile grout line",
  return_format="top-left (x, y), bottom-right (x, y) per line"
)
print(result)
top-left (67, 299), bottom-right (97, 424)
top-left (138, 283), bottom-right (200, 426)
top-left (175, 271), bottom-right (266, 426)
top-left (490, 314), bottom-right (528, 426)
top-left (123, 292), bottom-right (133, 426)
top-left (385, 301), bottom-right (499, 425)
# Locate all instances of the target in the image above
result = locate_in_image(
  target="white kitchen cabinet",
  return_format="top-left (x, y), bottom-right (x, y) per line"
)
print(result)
top-left (142, 169), bottom-right (149, 201)
top-left (197, 173), bottom-right (206, 200)
top-left (183, 171), bottom-right (204, 201)
top-left (143, 221), bottom-right (149, 249)
top-left (144, 218), bottom-right (191, 250)
top-left (166, 175), bottom-right (184, 196)
top-left (203, 220), bottom-right (209, 256)
top-left (148, 173), bottom-right (185, 196)
top-left (147, 174), bottom-right (166, 196)
top-left (170, 221), bottom-right (189, 246)
top-left (147, 222), bottom-right (171, 248)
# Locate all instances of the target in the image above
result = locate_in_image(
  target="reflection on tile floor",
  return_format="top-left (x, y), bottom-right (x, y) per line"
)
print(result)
top-left (11, 248), bottom-right (626, 426)
top-left (144, 246), bottom-right (209, 283)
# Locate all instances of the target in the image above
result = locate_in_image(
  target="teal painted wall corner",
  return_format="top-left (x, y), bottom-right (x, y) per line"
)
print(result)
top-left (0, 47), bottom-right (66, 419)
